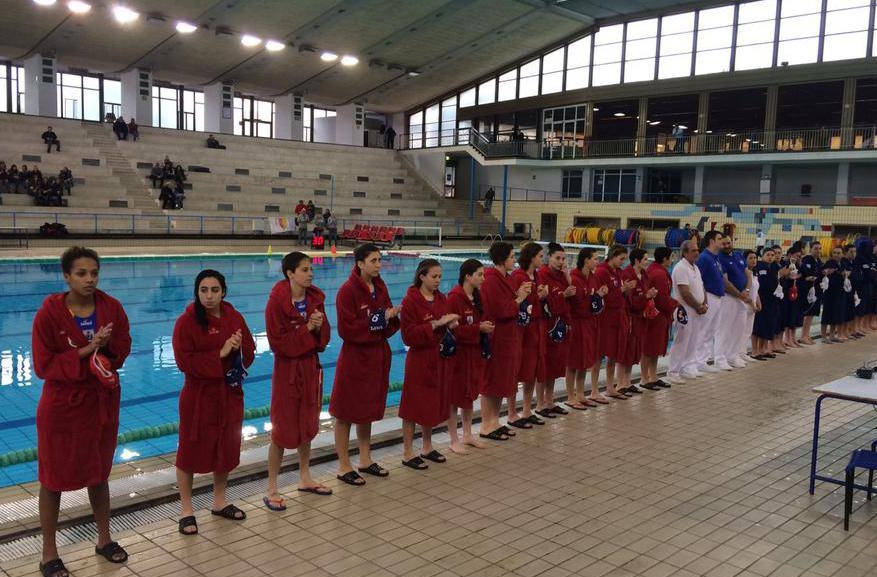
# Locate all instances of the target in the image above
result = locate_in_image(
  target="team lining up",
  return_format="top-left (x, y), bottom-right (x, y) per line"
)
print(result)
top-left (28, 237), bottom-right (877, 576)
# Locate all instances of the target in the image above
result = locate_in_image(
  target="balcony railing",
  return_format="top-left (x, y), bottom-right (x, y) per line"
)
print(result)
top-left (399, 126), bottom-right (877, 160)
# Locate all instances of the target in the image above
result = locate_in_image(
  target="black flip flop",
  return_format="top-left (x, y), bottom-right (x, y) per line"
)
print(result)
top-left (402, 456), bottom-right (429, 470)
top-left (420, 450), bottom-right (446, 463)
top-left (95, 541), bottom-right (128, 563)
top-left (525, 414), bottom-right (545, 425)
top-left (508, 417), bottom-right (534, 429)
top-left (497, 425), bottom-right (516, 437)
top-left (298, 485), bottom-right (333, 496)
top-left (358, 463), bottom-right (389, 477)
top-left (39, 559), bottom-right (69, 577)
top-left (178, 515), bottom-right (198, 535)
top-left (641, 382), bottom-right (661, 391)
top-left (550, 405), bottom-right (569, 415)
top-left (211, 504), bottom-right (246, 521)
top-left (655, 380), bottom-right (672, 388)
top-left (479, 428), bottom-right (510, 441)
top-left (337, 470), bottom-right (366, 486)
top-left (535, 408), bottom-right (557, 418)
top-left (263, 496), bottom-right (287, 511)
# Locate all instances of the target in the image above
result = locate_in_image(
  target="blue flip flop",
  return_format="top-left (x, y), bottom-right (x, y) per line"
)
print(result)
top-left (263, 496), bottom-right (287, 511)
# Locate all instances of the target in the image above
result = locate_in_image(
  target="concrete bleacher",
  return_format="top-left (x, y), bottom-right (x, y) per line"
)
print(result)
top-left (0, 114), bottom-right (498, 237)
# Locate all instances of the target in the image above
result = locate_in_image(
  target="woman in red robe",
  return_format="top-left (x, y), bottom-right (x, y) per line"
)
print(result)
top-left (173, 269), bottom-right (255, 535)
top-left (481, 241), bottom-right (531, 440)
top-left (643, 247), bottom-right (678, 389)
top-left (33, 247), bottom-right (132, 576)
top-left (594, 246), bottom-right (636, 399)
top-left (619, 249), bottom-right (657, 395)
top-left (264, 252), bottom-right (332, 511)
top-left (566, 247), bottom-right (609, 408)
top-left (399, 259), bottom-right (458, 469)
top-left (445, 259), bottom-right (494, 454)
top-left (537, 242), bottom-right (577, 415)
top-left (510, 242), bottom-right (548, 428)
top-left (330, 244), bottom-right (400, 486)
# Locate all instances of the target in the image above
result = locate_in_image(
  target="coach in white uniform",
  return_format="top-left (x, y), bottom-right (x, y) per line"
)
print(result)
top-left (667, 240), bottom-right (708, 382)
top-left (715, 236), bottom-right (752, 368)
top-left (694, 231), bottom-right (726, 372)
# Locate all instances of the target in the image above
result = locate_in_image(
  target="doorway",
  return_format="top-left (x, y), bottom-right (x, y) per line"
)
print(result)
top-left (540, 213), bottom-right (557, 242)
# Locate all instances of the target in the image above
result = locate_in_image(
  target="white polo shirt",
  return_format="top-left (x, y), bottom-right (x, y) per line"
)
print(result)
top-left (672, 258), bottom-right (705, 310)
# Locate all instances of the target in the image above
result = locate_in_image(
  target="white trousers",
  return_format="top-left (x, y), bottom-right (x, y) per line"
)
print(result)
top-left (695, 292), bottom-right (723, 366)
top-left (715, 296), bottom-right (747, 364)
top-left (668, 305), bottom-right (701, 376)
top-left (740, 309), bottom-right (756, 358)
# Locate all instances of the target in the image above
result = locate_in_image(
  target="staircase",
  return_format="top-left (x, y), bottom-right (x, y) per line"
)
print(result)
top-left (84, 124), bottom-right (160, 213)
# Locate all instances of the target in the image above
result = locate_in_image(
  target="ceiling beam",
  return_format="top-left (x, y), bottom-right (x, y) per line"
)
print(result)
top-left (512, 0), bottom-right (595, 24)
top-left (14, 14), bottom-right (72, 61)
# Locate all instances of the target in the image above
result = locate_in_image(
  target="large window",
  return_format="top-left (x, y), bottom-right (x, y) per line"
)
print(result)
top-left (695, 5), bottom-right (734, 75)
top-left (477, 78), bottom-right (496, 105)
top-left (777, 0), bottom-right (821, 66)
top-left (103, 79), bottom-right (121, 119)
top-left (57, 72), bottom-right (100, 121)
top-left (234, 96), bottom-right (274, 137)
top-left (0, 64), bottom-right (24, 113)
top-left (659, 12), bottom-right (694, 79)
top-left (624, 18), bottom-right (658, 83)
top-left (823, 0), bottom-right (870, 62)
top-left (459, 87), bottom-right (476, 108)
top-left (408, 110), bottom-right (423, 148)
top-left (734, 0), bottom-right (776, 71)
top-left (518, 58), bottom-right (540, 98)
top-left (592, 169), bottom-right (636, 202)
top-left (565, 36), bottom-right (591, 90)
top-left (306, 106), bottom-right (335, 142)
top-left (152, 86), bottom-right (178, 129)
top-left (440, 96), bottom-right (457, 145)
top-left (541, 47), bottom-right (564, 94)
top-left (181, 89), bottom-right (204, 132)
top-left (424, 103), bottom-right (439, 147)
top-left (542, 104), bottom-right (587, 159)
top-left (497, 69), bottom-right (517, 102)
top-left (561, 169), bottom-right (583, 198)
top-left (592, 24), bottom-right (624, 86)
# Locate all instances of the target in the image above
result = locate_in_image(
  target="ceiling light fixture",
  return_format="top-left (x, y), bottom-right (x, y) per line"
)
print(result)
top-left (677, 125), bottom-right (687, 130)
top-left (613, 112), bottom-right (626, 117)
top-left (340, 55), bottom-right (358, 66)
top-left (67, 0), bottom-right (90, 13)
top-left (265, 40), bottom-right (285, 51)
top-left (33, 0), bottom-right (57, 6)
top-left (175, 21), bottom-right (197, 34)
top-left (592, 107), bottom-right (599, 111)
top-left (407, 70), bottom-right (420, 77)
top-left (321, 51), bottom-right (338, 62)
top-left (112, 5), bottom-right (139, 24)
top-left (241, 34), bottom-right (261, 47)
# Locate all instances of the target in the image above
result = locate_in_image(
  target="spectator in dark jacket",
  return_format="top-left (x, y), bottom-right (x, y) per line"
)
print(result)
top-left (306, 200), bottom-right (316, 221)
top-left (385, 125), bottom-right (396, 149)
top-left (7, 164), bottom-right (19, 192)
top-left (173, 165), bottom-right (186, 184)
top-left (0, 162), bottom-right (7, 193)
top-left (149, 163), bottom-right (163, 188)
top-left (42, 127), bottom-right (60, 152)
top-left (18, 164), bottom-right (30, 192)
top-left (128, 118), bottom-right (139, 141)
top-left (206, 134), bottom-right (226, 149)
top-left (113, 116), bottom-right (129, 140)
top-left (59, 167), bottom-right (74, 195)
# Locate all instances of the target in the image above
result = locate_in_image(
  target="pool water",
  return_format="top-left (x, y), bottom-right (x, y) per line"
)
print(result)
top-left (0, 253), bottom-right (473, 488)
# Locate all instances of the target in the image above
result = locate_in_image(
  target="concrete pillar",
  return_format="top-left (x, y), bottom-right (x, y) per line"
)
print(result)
top-left (581, 167), bottom-right (593, 200)
top-left (764, 85), bottom-right (778, 151)
top-left (121, 68), bottom-right (152, 126)
top-left (204, 81), bottom-right (235, 135)
top-left (760, 164), bottom-right (773, 204)
top-left (836, 162), bottom-right (850, 205)
top-left (693, 165), bottom-right (705, 203)
top-left (335, 102), bottom-right (365, 146)
top-left (636, 96), bottom-right (648, 155)
top-left (23, 54), bottom-right (57, 117)
top-left (695, 91), bottom-right (710, 153)
top-left (634, 167), bottom-right (645, 202)
top-left (841, 78), bottom-right (856, 148)
top-left (584, 103), bottom-right (594, 137)
top-left (274, 94), bottom-right (304, 141)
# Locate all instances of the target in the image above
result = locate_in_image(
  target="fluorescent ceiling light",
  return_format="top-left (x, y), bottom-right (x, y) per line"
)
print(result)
top-left (677, 125), bottom-right (687, 129)
top-left (648, 120), bottom-right (661, 125)
top-left (175, 21), bottom-right (197, 34)
top-left (113, 6), bottom-right (139, 24)
top-left (592, 107), bottom-right (599, 111)
top-left (241, 34), bottom-right (261, 47)
top-left (321, 51), bottom-right (338, 62)
top-left (613, 112), bottom-right (625, 117)
top-left (265, 40), bottom-right (285, 52)
top-left (407, 70), bottom-right (420, 77)
top-left (340, 55), bottom-right (359, 66)
top-left (67, 0), bottom-right (90, 13)
top-left (33, 0), bottom-right (57, 6)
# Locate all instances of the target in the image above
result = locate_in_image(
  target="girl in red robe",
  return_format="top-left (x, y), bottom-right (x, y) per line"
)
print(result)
top-left (619, 249), bottom-right (657, 395)
top-left (33, 247), bottom-right (132, 576)
top-left (537, 243), bottom-right (577, 415)
top-left (594, 246), bottom-right (636, 400)
top-left (566, 247), bottom-right (609, 408)
top-left (643, 247), bottom-right (678, 389)
top-left (173, 270), bottom-right (255, 535)
top-left (481, 241), bottom-right (531, 441)
top-left (264, 252), bottom-right (332, 511)
top-left (445, 259), bottom-right (494, 454)
top-left (329, 243), bottom-right (400, 486)
top-left (510, 242), bottom-right (548, 428)
top-left (399, 259), bottom-right (459, 469)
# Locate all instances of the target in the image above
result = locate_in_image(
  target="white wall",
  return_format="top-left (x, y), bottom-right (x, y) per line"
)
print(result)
top-left (314, 116), bottom-right (336, 143)
top-left (773, 164), bottom-right (838, 204)
top-left (400, 148), bottom-right (446, 194)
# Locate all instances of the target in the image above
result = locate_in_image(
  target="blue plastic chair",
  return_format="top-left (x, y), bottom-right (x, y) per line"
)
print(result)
top-left (844, 448), bottom-right (877, 531)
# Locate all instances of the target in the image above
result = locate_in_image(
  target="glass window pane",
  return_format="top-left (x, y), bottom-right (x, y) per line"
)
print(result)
top-left (698, 5), bottom-right (734, 29)
top-left (183, 91), bottom-right (194, 112)
top-left (825, 5), bottom-right (870, 34)
top-left (661, 31), bottom-right (694, 56)
top-left (152, 98), bottom-right (159, 127)
top-left (565, 67), bottom-right (589, 90)
top-left (257, 122), bottom-right (271, 138)
top-left (409, 110), bottom-right (423, 148)
top-left (592, 63), bottom-right (621, 86)
top-left (738, 0), bottom-right (775, 23)
top-left (593, 24), bottom-right (623, 86)
top-left (595, 23), bottom-right (623, 45)
top-left (161, 101), bottom-right (176, 129)
top-left (783, 0), bottom-right (821, 17)
top-left (478, 78), bottom-right (496, 105)
top-left (659, 52), bottom-right (692, 78)
top-left (565, 36), bottom-right (591, 90)
top-left (519, 59), bottom-right (539, 98)
top-left (823, 31), bottom-right (868, 61)
top-left (778, 36), bottom-right (820, 65)
top-left (779, 13), bottom-right (822, 40)
top-left (695, 48), bottom-right (732, 74)
top-left (626, 18), bottom-right (657, 40)
top-left (160, 87), bottom-right (176, 99)
top-left (425, 104), bottom-right (439, 146)
top-left (497, 69), bottom-right (516, 101)
top-left (83, 89), bottom-right (99, 121)
top-left (735, 43), bottom-right (774, 70)
top-left (735, 1), bottom-right (776, 72)
top-left (543, 47), bottom-right (564, 72)
top-left (103, 79), bottom-right (121, 104)
top-left (626, 36), bottom-right (657, 60)
top-left (662, 11), bottom-right (695, 34)
top-left (195, 102), bottom-right (204, 132)
top-left (459, 87), bottom-right (476, 107)
top-left (83, 75), bottom-right (99, 90)
top-left (542, 71), bottom-right (563, 94)
top-left (697, 25), bottom-right (733, 50)
top-left (625, 58), bottom-right (655, 82)
top-left (0, 74), bottom-right (6, 113)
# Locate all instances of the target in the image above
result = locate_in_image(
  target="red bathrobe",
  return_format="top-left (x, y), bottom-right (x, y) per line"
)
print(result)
top-left (266, 281), bottom-right (331, 449)
top-left (173, 301), bottom-right (255, 474)
top-left (594, 262), bottom-right (629, 362)
top-left (481, 267), bottom-right (522, 397)
top-left (644, 262), bottom-right (678, 357)
top-left (511, 268), bottom-right (544, 385)
top-left (399, 286), bottom-right (449, 428)
top-left (620, 267), bottom-right (650, 367)
top-left (445, 285), bottom-right (486, 411)
top-left (568, 268), bottom-right (600, 370)
top-left (329, 267), bottom-right (400, 424)
top-left (538, 265), bottom-right (572, 381)
top-left (33, 290), bottom-right (131, 492)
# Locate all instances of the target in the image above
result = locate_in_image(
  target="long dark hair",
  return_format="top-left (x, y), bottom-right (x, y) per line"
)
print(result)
top-left (458, 258), bottom-right (484, 312)
top-left (193, 269), bottom-right (227, 330)
top-left (413, 258), bottom-right (441, 288)
top-left (576, 247), bottom-right (595, 270)
top-left (518, 241), bottom-right (543, 271)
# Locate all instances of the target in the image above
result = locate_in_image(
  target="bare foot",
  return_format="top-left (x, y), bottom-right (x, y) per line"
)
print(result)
top-left (463, 437), bottom-right (486, 449)
top-left (449, 441), bottom-right (469, 455)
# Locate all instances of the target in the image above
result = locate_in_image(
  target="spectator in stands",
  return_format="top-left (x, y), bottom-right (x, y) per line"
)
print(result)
top-left (306, 200), bottom-right (316, 222)
top-left (104, 111), bottom-right (116, 123)
top-left (296, 211), bottom-right (309, 246)
top-left (149, 162), bottom-right (163, 188)
top-left (59, 167), bottom-right (73, 195)
top-left (385, 125), bottom-right (396, 149)
top-left (32, 167), bottom-right (44, 190)
top-left (312, 211), bottom-right (324, 236)
top-left (27, 174), bottom-right (41, 198)
top-left (159, 182), bottom-right (175, 210)
top-left (18, 164), bottom-right (30, 191)
top-left (173, 181), bottom-right (185, 209)
top-left (484, 186), bottom-right (495, 211)
top-left (325, 210), bottom-right (338, 246)
top-left (0, 162), bottom-right (7, 193)
top-left (42, 126), bottom-right (61, 153)
top-left (113, 116), bottom-right (129, 140)
top-left (173, 165), bottom-right (186, 185)
top-left (7, 164), bottom-right (19, 193)
top-left (128, 118), bottom-right (139, 141)
top-left (295, 200), bottom-right (307, 215)
top-left (163, 156), bottom-right (173, 173)
top-left (206, 134), bottom-right (226, 150)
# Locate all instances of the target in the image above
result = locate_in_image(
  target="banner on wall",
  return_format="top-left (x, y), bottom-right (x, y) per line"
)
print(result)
top-left (268, 217), bottom-right (296, 234)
